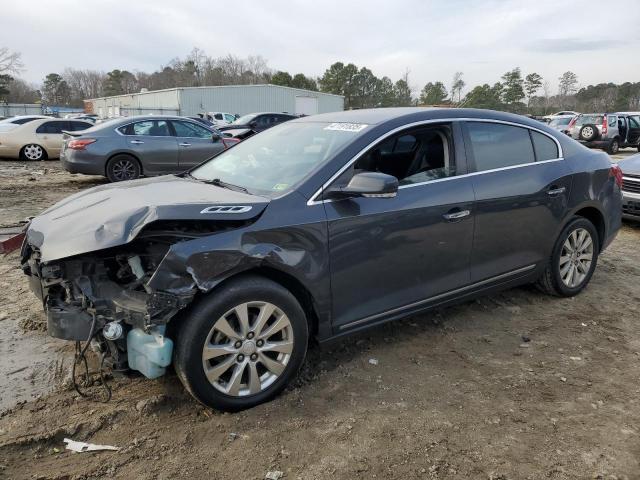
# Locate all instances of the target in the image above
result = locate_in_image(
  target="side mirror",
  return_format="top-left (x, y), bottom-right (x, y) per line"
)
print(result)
top-left (212, 132), bottom-right (221, 142)
top-left (326, 172), bottom-right (398, 199)
top-left (248, 121), bottom-right (258, 129)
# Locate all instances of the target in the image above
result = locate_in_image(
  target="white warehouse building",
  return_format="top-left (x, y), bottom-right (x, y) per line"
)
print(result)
top-left (85, 84), bottom-right (344, 118)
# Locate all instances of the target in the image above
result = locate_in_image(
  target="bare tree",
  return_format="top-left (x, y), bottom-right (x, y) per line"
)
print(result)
top-left (542, 80), bottom-right (552, 114)
top-left (451, 71), bottom-right (465, 104)
top-left (0, 47), bottom-right (23, 75)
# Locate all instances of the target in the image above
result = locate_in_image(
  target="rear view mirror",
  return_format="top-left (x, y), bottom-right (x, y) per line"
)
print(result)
top-left (326, 172), bottom-right (398, 199)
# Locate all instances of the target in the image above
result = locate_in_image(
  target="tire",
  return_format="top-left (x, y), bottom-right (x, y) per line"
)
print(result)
top-left (20, 144), bottom-right (46, 161)
top-left (607, 138), bottom-right (620, 154)
top-left (579, 124), bottom-right (599, 142)
top-left (105, 154), bottom-right (141, 182)
top-left (537, 217), bottom-right (599, 297)
top-left (173, 275), bottom-right (309, 411)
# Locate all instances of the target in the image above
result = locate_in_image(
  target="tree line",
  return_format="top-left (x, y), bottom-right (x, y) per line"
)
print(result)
top-left (1, 46), bottom-right (639, 115)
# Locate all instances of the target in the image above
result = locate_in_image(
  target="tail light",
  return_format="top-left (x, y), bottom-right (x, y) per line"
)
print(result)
top-left (567, 116), bottom-right (578, 130)
top-left (67, 138), bottom-right (96, 150)
top-left (602, 115), bottom-right (608, 135)
top-left (610, 164), bottom-right (623, 188)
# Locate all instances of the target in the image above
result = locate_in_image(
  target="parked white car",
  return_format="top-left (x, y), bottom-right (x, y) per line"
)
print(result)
top-left (204, 112), bottom-right (237, 126)
top-left (543, 111), bottom-right (579, 122)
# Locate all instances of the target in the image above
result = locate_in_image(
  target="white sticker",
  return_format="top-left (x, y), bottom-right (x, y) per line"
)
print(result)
top-left (324, 122), bottom-right (368, 132)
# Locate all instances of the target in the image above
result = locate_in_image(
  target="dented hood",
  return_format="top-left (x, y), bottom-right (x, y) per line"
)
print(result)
top-left (26, 175), bottom-right (269, 262)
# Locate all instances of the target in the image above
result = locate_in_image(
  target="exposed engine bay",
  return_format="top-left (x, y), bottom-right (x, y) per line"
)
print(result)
top-left (21, 219), bottom-right (249, 384)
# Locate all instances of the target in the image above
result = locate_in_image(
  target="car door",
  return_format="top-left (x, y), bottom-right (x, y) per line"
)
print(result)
top-left (626, 115), bottom-right (640, 145)
top-left (171, 120), bottom-right (225, 169)
top-left (324, 122), bottom-right (475, 330)
top-left (119, 120), bottom-right (179, 174)
top-left (462, 121), bottom-right (571, 283)
top-left (35, 120), bottom-right (66, 157)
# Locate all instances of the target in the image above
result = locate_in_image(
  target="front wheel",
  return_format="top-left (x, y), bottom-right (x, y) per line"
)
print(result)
top-left (174, 275), bottom-right (309, 411)
top-left (537, 217), bottom-right (599, 297)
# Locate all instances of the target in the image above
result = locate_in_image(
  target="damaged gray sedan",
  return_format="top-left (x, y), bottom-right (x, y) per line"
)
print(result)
top-left (21, 108), bottom-right (622, 411)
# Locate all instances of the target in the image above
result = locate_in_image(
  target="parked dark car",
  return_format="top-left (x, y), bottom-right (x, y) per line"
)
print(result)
top-left (620, 153), bottom-right (640, 220)
top-left (60, 116), bottom-right (239, 182)
top-left (22, 108), bottom-right (622, 411)
top-left (218, 112), bottom-right (297, 139)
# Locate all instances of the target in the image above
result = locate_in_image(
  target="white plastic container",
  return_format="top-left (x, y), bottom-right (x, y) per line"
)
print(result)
top-left (126, 327), bottom-right (173, 379)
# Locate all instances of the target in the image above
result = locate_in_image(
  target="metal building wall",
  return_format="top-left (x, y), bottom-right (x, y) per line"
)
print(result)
top-left (179, 85), bottom-right (343, 116)
top-left (86, 85), bottom-right (344, 118)
top-left (86, 89), bottom-right (181, 117)
top-left (0, 104), bottom-right (43, 117)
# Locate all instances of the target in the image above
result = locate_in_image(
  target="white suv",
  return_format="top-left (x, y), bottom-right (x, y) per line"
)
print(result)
top-left (205, 112), bottom-right (237, 126)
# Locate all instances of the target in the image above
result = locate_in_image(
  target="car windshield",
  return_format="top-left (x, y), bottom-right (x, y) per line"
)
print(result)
top-left (190, 121), bottom-right (368, 196)
top-left (550, 117), bottom-right (572, 126)
top-left (233, 114), bottom-right (257, 125)
top-left (576, 115), bottom-right (603, 125)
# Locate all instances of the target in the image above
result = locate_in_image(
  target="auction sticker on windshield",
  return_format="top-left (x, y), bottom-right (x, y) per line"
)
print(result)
top-left (324, 123), bottom-right (368, 132)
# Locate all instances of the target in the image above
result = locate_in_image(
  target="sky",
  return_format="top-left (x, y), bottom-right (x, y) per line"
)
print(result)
top-left (3, 0), bottom-right (639, 95)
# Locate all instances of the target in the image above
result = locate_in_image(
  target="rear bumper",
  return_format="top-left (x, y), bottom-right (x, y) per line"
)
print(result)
top-left (0, 144), bottom-right (20, 159)
top-left (60, 150), bottom-right (106, 176)
top-left (578, 140), bottom-right (609, 149)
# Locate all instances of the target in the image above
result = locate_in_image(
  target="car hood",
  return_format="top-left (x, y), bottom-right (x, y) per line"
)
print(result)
top-left (26, 175), bottom-right (270, 262)
top-left (620, 154), bottom-right (640, 176)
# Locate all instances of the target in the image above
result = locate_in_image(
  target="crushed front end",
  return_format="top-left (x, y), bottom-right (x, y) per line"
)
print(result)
top-left (20, 221), bottom-right (232, 378)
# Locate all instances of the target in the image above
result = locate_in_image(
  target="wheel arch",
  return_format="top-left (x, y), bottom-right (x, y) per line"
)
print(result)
top-left (572, 205), bottom-right (605, 252)
top-left (168, 266), bottom-right (321, 341)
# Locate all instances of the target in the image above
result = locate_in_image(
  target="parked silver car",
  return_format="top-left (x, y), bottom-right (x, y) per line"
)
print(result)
top-left (547, 115), bottom-right (576, 133)
top-left (567, 113), bottom-right (640, 154)
top-left (61, 116), bottom-right (239, 182)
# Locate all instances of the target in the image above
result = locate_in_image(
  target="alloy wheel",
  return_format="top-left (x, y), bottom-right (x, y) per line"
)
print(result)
top-left (111, 159), bottom-right (136, 180)
top-left (202, 301), bottom-right (294, 397)
top-left (559, 228), bottom-right (594, 288)
top-left (23, 144), bottom-right (43, 160)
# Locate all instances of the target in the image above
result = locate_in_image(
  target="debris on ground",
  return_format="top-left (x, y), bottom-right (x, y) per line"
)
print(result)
top-left (64, 438), bottom-right (120, 453)
top-left (265, 471), bottom-right (284, 480)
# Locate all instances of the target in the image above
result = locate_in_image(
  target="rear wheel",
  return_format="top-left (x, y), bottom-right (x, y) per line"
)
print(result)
top-left (537, 217), bottom-right (599, 297)
top-left (607, 138), bottom-right (620, 154)
top-left (174, 275), bottom-right (309, 411)
top-left (20, 144), bottom-right (46, 161)
top-left (106, 154), bottom-right (141, 182)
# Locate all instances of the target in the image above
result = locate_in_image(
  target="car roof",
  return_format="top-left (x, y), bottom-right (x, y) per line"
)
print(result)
top-left (293, 107), bottom-right (553, 129)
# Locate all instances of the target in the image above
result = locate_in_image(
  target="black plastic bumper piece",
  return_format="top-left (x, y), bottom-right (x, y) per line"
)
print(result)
top-left (47, 305), bottom-right (94, 341)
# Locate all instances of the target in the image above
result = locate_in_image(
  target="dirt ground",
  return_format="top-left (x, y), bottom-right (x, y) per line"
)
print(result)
top-left (1, 153), bottom-right (639, 480)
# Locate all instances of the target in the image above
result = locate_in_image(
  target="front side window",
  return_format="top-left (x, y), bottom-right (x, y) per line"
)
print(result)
top-left (628, 116), bottom-right (640, 128)
top-left (214, 113), bottom-right (223, 120)
top-left (531, 131), bottom-right (559, 161)
top-left (191, 121), bottom-right (364, 196)
top-left (119, 120), bottom-right (171, 136)
top-left (172, 121), bottom-right (213, 139)
top-left (352, 125), bottom-right (454, 185)
top-left (467, 122), bottom-right (535, 171)
top-left (224, 114), bottom-right (236, 123)
top-left (36, 121), bottom-right (64, 134)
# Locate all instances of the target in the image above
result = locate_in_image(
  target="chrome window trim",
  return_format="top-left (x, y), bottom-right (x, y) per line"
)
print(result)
top-left (307, 117), bottom-right (564, 206)
top-left (339, 263), bottom-right (537, 330)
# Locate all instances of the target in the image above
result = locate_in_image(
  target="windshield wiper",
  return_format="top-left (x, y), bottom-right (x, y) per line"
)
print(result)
top-left (183, 172), bottom-right (250, 194)
top-left (206, 178), bottom-right (250, 194)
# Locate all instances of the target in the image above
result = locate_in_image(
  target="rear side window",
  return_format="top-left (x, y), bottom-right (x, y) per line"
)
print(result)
top-left (119, 120), bottom-right (171, 136)
top-left (36, 121), bottom-right (64, 134)
top-left (531, 131), bottom-right (559, 161)
top-left (214, 113), bottom-right (223, 120)
top-left (68, 121), bottom-right (91, 131)
top-left (467, 122), bottom-right (535, 171)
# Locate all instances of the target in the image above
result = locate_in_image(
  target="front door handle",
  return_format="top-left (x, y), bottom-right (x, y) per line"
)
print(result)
top-left (130, 140), bottom-right (144, 145)
top-left (547, 186), bottom-right (566, 196)
top-left (179, 142), bottom-right (191, 147)
top-left (443, 209), bottom-right (470, 221)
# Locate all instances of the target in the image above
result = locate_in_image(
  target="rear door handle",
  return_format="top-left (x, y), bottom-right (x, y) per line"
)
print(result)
top-left (130, 140), bottom-right (144, 145)
top-left (547, 186), bottom-right (566, 196)
top-left (179, 142), bottom-right (191, 147)
top-left (443, 209), bottom-right (470, 221)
